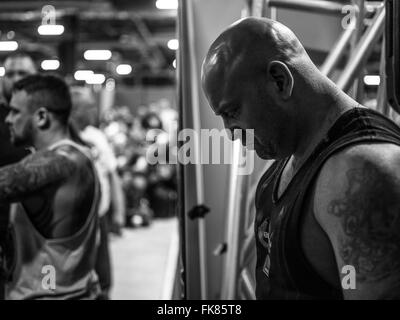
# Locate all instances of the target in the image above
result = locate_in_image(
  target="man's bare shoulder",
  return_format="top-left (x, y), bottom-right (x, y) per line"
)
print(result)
top-left (21, 146), bottom-right (80, 174)
top-left (314, 142), bottom-right (400, 222)
top-left (312, 142), bottom-right (400, 298)
top-left (53, 144), bottom-right (91, 169)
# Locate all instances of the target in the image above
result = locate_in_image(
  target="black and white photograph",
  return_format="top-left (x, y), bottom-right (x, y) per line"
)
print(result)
top-left (0, 0), bottom-right (399, 307)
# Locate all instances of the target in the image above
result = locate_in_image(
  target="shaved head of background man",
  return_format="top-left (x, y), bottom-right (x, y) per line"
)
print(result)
top-left (202, 17), bottom-right (400, 299)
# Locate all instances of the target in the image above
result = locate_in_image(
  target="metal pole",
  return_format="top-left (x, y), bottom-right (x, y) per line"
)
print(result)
top-left (178, 0), bottom-right (208, 300)
top-left (377, 38), bottom-right (389, 116)
top-left (268, 0), bottom-right (351, 16)
top-left (186, 0), bottom-right (208, 300)
top-left (352, 0), bottom-right (366, 101)
top-left (240, 269), bottom-right (257, 300)
top-left (320, 26), bottom-right (354, 77)
top-left (177, 0), bottom-right (187, 300)
top-left (221, 141), bottom-right (246, 299)
top-left (251, 0), bottom-right (265, 17)
top-left (337, 7), bottom-right (385, 92)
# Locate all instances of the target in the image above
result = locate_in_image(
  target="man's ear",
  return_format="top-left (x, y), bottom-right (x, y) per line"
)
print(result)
top-left (35, 107), bottom-right (51, 129)
top-left (267, 60), bottom-right (294, 100)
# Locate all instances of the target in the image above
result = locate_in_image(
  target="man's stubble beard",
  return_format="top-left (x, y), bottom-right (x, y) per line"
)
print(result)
top-left (10, 120), bottom-right (34, 148)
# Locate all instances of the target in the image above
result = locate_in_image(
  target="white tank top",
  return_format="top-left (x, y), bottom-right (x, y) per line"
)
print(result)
top-left (6, 139), bottom-right (101, 300)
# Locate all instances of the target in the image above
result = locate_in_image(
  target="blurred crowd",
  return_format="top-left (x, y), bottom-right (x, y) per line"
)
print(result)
top-left (101, 100), bottom-right (178, 229)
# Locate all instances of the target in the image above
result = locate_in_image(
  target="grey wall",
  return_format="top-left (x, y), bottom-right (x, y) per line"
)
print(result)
top-left (180, 0), bottom-right (246, 299)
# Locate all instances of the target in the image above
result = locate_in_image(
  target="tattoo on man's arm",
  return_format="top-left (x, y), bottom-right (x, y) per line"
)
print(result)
top-left (0, 150), bottom-right (77, 203)
top-left (327, 162), bottom-right (400, 282)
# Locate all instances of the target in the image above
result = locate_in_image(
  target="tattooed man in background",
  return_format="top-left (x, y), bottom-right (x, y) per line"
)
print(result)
top-left (0, 74), bottom-right (100, 299)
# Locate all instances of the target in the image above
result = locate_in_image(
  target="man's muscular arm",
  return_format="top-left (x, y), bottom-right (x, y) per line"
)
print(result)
top-left (314, 144), bottom-right (400, 299)
top-left (0, 148), bottom-right (77, 204)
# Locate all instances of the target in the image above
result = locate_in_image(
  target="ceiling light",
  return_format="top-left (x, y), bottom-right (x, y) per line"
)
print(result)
top-left (116, 64), bottom-right (132, 75)
top-left (156, 0), bottom-right (178, 10)
top-left (167, 39), bottom-right (179, 50)
top-left (86, 74), bottom-right (106, 85)
top-left (172, 59), bottom-right (177, 69)
top-left (0, 67), bottom-right (5, 77)
top-left (74, 70), bottom-right (94, 81)
top-left (41, 59), bottom-right (60, 70)
top-left (38, 25), bottom-right (64, 36)
top-left (363, 75), bottom-right (380, 86)
top-left (84, 50), bottom-right (112, 61)
top-left (0, 41), bottom-right (18, 51)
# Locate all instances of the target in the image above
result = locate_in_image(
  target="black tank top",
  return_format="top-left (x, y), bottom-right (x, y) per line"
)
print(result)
top-left (255, 107), bottom-right (400, 300)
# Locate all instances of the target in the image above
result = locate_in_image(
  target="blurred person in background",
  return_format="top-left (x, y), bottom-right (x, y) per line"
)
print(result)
top-left (69, 86), bottom-right (125, 300)
top-left (0, 52), bottom-right (37, 163)
top-left (0, 52), bottom-right (37, 299)
top-left (140, 112), bottom-right (177, 218)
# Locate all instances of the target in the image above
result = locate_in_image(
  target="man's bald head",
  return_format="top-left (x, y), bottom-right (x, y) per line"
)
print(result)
top-left (201, 17), bottom-right (321, 159)
top-left (202, 17), bottom-right (309, 94)
top-left (201, 17), bottom-right (353, 161)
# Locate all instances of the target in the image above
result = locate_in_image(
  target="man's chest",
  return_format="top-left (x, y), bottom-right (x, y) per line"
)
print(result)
top-left (255, 172), bottom-right (341, 289)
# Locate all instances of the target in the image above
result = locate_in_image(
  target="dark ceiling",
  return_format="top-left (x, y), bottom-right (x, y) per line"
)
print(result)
top-left (0, 0), bottom-right (177, 85)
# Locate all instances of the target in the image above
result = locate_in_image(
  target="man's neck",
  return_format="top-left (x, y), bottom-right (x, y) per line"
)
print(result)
top-left (291, 88), bottom-right (356, 172)
top-left (34, 128), bottom-right (71, 151)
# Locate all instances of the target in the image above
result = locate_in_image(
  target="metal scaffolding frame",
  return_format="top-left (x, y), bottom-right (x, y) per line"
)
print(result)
top-left (337, 6), bottom-right (385, 92)
top-left (268, 0), bottom-right (349, 15)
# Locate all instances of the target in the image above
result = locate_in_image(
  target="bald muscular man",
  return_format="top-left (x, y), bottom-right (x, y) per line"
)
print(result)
top-left (202, 17), bottom-right (400, 299)
top-left (0, 74), bottom-right (100, 299)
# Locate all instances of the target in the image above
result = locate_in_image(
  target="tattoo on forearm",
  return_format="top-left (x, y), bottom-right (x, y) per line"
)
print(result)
top-left (328, 162), bottom-right (400, 282)
top-left (0, 150), bottom-right (77, 203)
